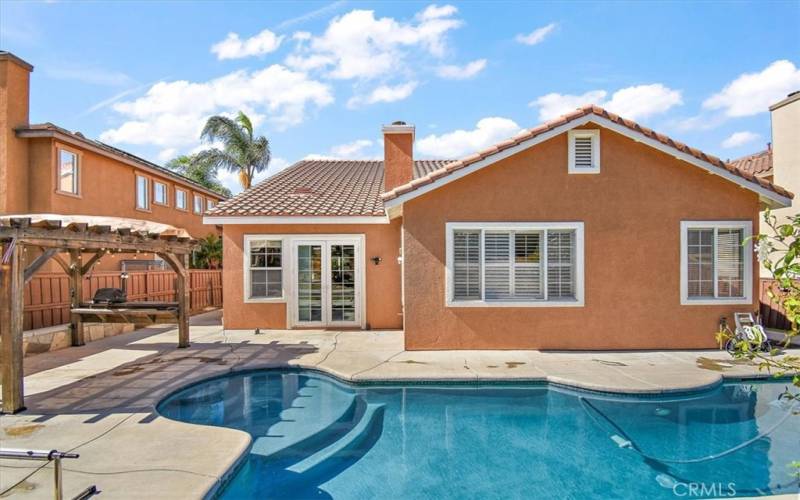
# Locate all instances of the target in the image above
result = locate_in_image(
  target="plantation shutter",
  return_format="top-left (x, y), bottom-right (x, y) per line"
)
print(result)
top-left (547, 230), bottom-right (575, 299)
top-left (453, 230), bottom-right (481, 300)
top-left (484, 231), bottom-right (512, 300)
top-left (513, 232), bottom-right (543, 299)
top-left (716, 228), bottom-right (744, 298)
top-left (573, 136), bottom-right (594, 169)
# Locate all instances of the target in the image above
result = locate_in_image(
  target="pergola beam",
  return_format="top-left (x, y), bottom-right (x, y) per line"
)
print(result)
top-left (69, 250), bottom-right (85, 346)
top-left (81, 250), bottom-right (108, 275)
top-left (23, 248), bottom-right (59, 283)
top-left (1, 241), bottom-right (26, 413)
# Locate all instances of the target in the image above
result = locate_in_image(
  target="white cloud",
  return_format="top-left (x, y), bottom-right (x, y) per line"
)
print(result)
top-left (157, 148), bottom-right (178, 162)
top-left (347, 81), bottom-right (418, 108)
top-left (417, 117), bottom-right (522, 158)
top-left (100, 65), bottom-right (333, 150)
top-left (721, 131), bottom-right (760, 149)
top-left (515, 23), bottom-right (557, 46)
top-left (530, 84), bottom-right (682, 121)
top-left (211, 29), bottom-right (284, 60)
top-left (218, 158), bottom-right (290, 195)
top-left (436, 58), bottom-right (487, 80)
top-left (275, 0), bottom-right (347, 30)
top-left (531, 90), bottom-right (607, 121)
top-left (703, 60), bottom-right (800, 117)
top-left (286, 5), bottom-right (463, 80)
top-left (331, 139), bottom-right (374, 157)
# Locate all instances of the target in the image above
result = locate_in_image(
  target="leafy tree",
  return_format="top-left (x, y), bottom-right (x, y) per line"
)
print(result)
top-left (191, 233), bottom-right (223, 269)
top-left (165, 154), bottom-right (231, 197)
top-left (195, 111), bottom-right (270, 190)
top-left (716, 210), bottom-right (799, 476)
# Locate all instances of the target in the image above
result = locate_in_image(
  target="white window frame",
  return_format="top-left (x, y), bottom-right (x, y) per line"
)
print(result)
top-left (445, 222), bottom-right (585, 307)
top-left (175, 188), bottom-right (187, 211)
top-left (680, 220), bottom-right (752, 305)
top-left (568, 129), bottom-right (600, 174)
top-left (56, 147), bottom-right (80, 196)
top-left (153, 181), bottom-right (168, 206)
top-left (207, 198), bottom-right (216, 211)
top-left (243, 235), bottom-right (286, 303)
top-left (193, 194), bottom-right (204, 214)
top-left (135, 174), bottom-right (150, 210)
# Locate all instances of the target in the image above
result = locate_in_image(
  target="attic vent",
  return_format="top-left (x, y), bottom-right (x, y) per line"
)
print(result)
top-left (568, 129), bottom-right (600, 174)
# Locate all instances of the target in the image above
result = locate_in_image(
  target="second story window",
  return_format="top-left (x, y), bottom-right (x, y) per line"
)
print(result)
top-left (136, 175), bottom-right (150, 210)
top-left (207, 199), bottom-right (216, 211)
top-left (193, 194), bottom-right (203, 214)
top-left (58, 149), bottom-right (79, 195)
top-left (176, 189), bottom-right (187, 210)
top-left (153, 181), bottom-right (168, 205)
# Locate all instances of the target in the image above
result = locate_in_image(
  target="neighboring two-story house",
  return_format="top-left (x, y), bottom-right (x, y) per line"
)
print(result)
top-left (0, 52), bottom-right (226, 271)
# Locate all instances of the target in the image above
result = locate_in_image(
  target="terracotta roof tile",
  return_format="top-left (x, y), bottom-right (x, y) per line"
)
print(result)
top-left (729, 149), bottom-right (773, 178)
top-left (208, 159), bottom-right (453, 217)
top-left (381, 105), bottom-right (793, 202)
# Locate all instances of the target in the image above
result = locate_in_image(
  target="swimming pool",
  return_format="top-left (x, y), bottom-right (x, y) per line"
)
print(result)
top-left (157, 370), bottom-right (799, 499)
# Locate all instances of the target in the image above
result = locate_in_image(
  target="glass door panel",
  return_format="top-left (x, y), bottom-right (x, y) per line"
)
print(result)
top-left (330, 244), bottom-right (356, 323)
top-left (297, 244), bottom-right (323, 323)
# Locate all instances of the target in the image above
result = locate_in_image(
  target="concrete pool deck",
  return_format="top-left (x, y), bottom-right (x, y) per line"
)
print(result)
top-left (1, 310), bottom-right (798, 499)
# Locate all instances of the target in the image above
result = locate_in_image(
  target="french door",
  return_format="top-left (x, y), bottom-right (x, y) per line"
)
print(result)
top-left (292, 238), bottom-right (362, 328)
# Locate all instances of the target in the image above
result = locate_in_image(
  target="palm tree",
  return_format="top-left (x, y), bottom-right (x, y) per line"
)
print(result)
top-left (192, 234), bottom-right (223, 269)
top-left (165, 154), bottom-right (232, 197)
top-left (195, 111), bottom-right (270, 191)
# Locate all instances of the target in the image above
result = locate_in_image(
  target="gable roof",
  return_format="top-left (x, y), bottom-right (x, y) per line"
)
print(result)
top-left (16, 123), bottom-right (228, 200)
top-left (206, 159), bottom-right (452, 218)
top-left (381, 105), bottom-right (793, 209)
top-left (729, 148), bottom-right (773, 179)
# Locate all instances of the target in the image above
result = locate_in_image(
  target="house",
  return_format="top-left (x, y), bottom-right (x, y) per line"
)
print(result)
top-left (207, 105), bottom-right (793, 350)
top-left (731, 90), bottom-right (800, 276)
top-left (0, 52), bottom-right (226, 271)
top-left (207, 109), bottom-right (793, 351)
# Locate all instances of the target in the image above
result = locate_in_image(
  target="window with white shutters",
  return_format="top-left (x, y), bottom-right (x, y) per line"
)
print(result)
top-left (681, 221), bottom-right (751, 305)
top-left (453, 231), bottom-right (481, 300)
top-left (448, 223), bottom-right (583, 306)
top-left (568, 129), bottom-right (600, 174)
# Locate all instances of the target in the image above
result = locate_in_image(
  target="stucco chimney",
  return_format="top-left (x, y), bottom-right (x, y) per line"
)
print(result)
top-left (0, 52), bottom-right (33, 214)
top-left (382, 121), bottom-right (415, 192)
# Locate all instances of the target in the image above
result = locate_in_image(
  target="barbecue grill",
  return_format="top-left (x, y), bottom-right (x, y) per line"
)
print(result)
top-left (73, 273), bottom-right (179, 324)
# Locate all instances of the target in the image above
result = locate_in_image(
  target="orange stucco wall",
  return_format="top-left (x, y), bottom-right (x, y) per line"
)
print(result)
top-left (222, 220), bottom-right (403, 330)
top-left (0, 56), bottom-right (31, 214)
top-left (402, 125), bottom-right (760, 350)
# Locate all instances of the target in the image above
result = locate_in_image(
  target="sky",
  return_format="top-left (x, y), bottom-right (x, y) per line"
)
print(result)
top-left (2, 1), bottom-right (799, 194)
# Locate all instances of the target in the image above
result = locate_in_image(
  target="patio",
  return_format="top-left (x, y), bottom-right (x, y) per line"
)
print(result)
top-left (1, 311), bottom-right (797, 499)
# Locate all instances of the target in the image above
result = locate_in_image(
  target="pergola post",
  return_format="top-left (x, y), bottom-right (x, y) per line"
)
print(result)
top-left (159, 252), bottom-right (190, 348)
top-left (1, 241), bottom-right (26, 413)
top-left (68, 249), bottom-right (85, 346)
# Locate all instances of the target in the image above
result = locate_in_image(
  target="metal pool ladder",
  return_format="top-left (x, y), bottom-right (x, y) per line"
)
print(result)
top-left (0, 448), bottom-right (97, 500)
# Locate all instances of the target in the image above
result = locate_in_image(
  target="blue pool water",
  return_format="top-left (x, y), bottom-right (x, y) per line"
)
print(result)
top-left (157, 370), bottom-right (800, 499)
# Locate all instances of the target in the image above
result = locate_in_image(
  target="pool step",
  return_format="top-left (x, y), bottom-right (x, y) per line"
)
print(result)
top-left (287, 403), bottom-right (386, 476)
top-left (250, 380), bottom-right (358, 460)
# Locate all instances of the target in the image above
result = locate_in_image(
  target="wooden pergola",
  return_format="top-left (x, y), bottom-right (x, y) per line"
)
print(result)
top-left (0, 215), bottom-right (198, 413)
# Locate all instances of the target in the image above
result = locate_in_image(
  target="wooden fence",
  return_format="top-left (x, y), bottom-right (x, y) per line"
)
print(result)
top-left (24, 270), bottom-right (222, 331)
top-left (759, 278), bottom-right (795, 331)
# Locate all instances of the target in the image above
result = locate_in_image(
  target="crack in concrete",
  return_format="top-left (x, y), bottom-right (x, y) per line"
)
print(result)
top-left (314, 332), bottom-right (343, 367)
top-left (349, 350), bottom-right (406, 380)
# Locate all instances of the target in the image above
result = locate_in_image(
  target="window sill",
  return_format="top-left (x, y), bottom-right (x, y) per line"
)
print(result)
top-left (153, 201), bottom-right (169, 207)
top-left (55, 190), bottom-right (81, 199)
top-left (244, 297), bottom-right (286, 304)
top-left (447, 299), bottom-right (584, 308)
top-left (681, 297), bottom-right (752, 306)
top-left (135, 207), bottom-right (152, 213)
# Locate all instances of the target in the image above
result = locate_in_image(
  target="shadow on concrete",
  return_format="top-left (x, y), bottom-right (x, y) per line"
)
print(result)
top-left (16, 311), bottom-right (320, 423)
